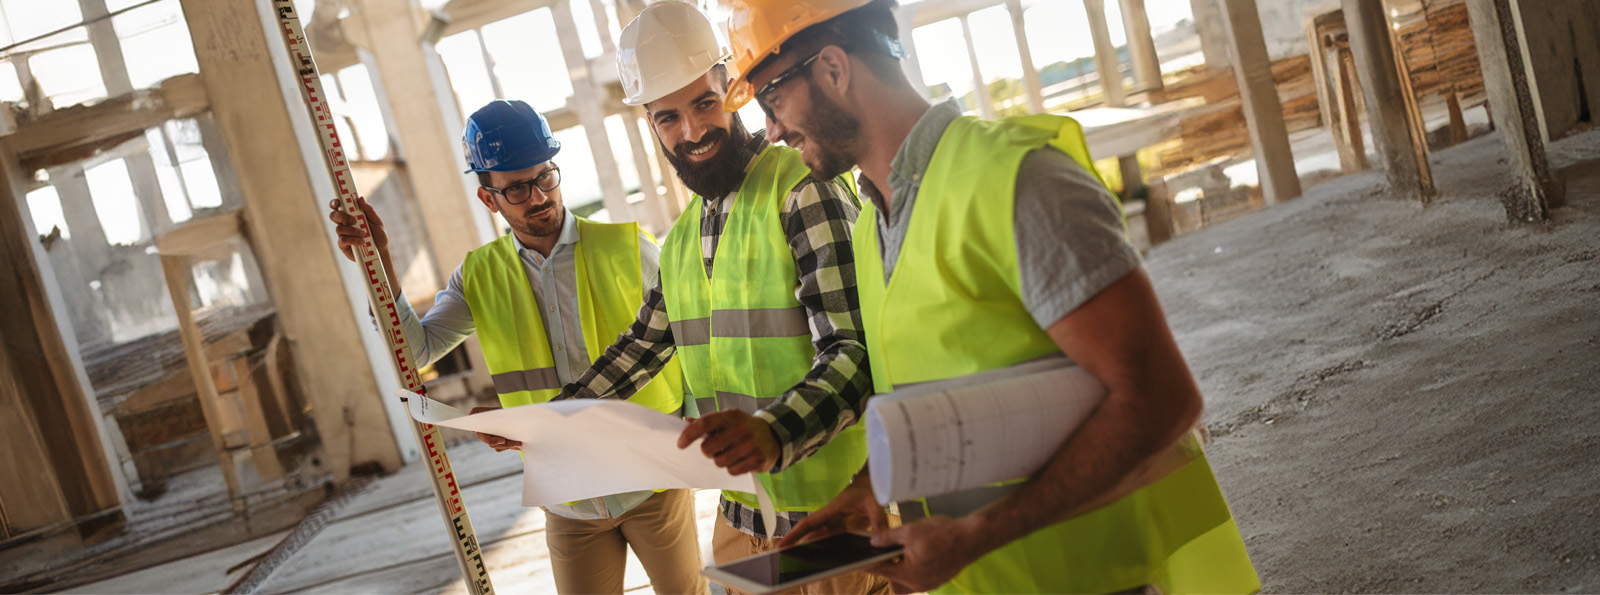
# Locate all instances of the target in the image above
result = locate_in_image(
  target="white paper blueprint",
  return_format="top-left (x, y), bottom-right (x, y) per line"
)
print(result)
top-left (403, 392), bottom-right (770, 517)
top-left (865, 358), bottom-right (1108, 505)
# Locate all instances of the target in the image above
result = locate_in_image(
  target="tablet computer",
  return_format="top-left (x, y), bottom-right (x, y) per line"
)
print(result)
top-left (701, 532), bottom-right (902, 594)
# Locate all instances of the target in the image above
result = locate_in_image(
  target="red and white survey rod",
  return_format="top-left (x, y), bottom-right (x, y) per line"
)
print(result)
top-left (270, 2), bottom-right (494, 592)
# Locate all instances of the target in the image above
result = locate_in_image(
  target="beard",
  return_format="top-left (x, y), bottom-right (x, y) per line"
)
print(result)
top-left (793, 88), bottom-right (863, 181)
top-left (661, 114), bottom-right (755, 199)
top-left (508, 202), bottom-right (564, 239)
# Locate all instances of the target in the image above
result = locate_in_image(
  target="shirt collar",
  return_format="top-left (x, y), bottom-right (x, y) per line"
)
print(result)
top-left (862, 99), bottom-right (963, 212)
top-left (511, 207), bottom-right (579, 256)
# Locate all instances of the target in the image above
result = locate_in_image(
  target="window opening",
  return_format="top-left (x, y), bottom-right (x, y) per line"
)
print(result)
top-left (479, 10), bottom-right (569, 112)
top-left (436, 29), bottom-right (495, 121)
top-left (111, 0), bottom-right (197, 90)
top-left (335, 63), bottom-right (391, 160)
top-left (26, 185), bottom-right (71, 239)
top-left (85, 158), bottom-right (147, 245)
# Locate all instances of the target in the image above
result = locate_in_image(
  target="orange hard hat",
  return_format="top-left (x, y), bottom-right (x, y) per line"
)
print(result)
top-left (721, 0), bottom-right (872, 111)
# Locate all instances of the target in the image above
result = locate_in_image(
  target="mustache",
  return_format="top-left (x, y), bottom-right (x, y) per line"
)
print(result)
top-left (673, 127), bottom-right (729, 160)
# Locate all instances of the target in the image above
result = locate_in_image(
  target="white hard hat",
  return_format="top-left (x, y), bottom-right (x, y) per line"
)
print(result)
top-left (617, 1), bottom-right (730, 106)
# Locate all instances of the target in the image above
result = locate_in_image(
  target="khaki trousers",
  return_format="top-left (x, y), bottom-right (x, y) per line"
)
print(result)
top-left (711, 520), bottom-right (891, 595)
top-left (544, 489), bottom-right (708, 594)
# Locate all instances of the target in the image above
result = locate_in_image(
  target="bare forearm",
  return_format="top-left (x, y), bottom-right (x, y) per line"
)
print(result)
top-left (967, 384), bottom-right (1200, 552)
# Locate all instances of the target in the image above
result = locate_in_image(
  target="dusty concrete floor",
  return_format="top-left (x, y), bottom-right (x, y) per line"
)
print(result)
top-left (43, 127), bottom-right (1600, 593)
top-left (1150, 129), bottom-right (1600, 592)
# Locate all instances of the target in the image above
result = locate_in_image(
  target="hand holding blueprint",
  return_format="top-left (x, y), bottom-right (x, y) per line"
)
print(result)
top-left (402, 391), bottom-right (770, 517)
top-left (865, 358), bottom-right (1108, 505)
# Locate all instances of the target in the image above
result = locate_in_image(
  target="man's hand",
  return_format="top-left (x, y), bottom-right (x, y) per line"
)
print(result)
top-left (328, 196), bottom-right (388, 263)
top-left (777, 471), bottom-right (886, 548)
top-left (677, 409), bottom-right (779, 475)
top-left (468, 406), bottom-right (522, 452)
top-left (866, 515), bottom-right (990, 594)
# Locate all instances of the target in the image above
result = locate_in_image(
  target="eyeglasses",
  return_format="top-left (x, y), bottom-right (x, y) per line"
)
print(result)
top-left (483, 166), bottom-right (561, 205)
top-left (754, 51), bottom-right (822, 116)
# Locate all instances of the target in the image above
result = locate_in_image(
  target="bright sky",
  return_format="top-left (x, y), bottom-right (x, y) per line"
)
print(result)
top-left (907, 0), bottom-right (1194, 97)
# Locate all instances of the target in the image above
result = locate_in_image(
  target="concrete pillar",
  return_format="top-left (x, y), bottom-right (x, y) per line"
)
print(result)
top-left (959, 15), bottom-right (994, 119)
top-left (1219, 0), bottom-right (1302, 204)
top-left (350, 0), bottom-right (485, 280)
top-left (1006, 0), bottom-right (1046, 114)
top-left (1083, 0), bottom-right (1127, 107)
top-left (621, 107), bottom-right (670, 235)
top-left (1466, 0), bottom-right (1555, 222)
top-left (179, 0), bottom-right (402, 476)
top-left (51, 166), bottom-right (114, 270)
top-left (1342, 0), bottom-right (1435, 203)
top-left (1189, 0), bottom-right (1233, 69)
top-left (551, 0), bottom-right (632, 222)
top-left (1119, 0), bottom-right (1164, 92)
top-left (349, 0), bottom-right (496, 396)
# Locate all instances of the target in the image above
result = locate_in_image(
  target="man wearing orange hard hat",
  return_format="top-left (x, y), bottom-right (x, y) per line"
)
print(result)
top-left (721, 0), bottom-right (1261, 593)
top-left (557, 3), bottom-right (886, 593)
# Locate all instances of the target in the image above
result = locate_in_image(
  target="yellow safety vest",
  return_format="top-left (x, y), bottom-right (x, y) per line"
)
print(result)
top-left (462, 218), bottom-right (682, 415)
top-left (855, 114), bottom-right (1260, 594)
top-left (660, 144), bottom-right (866, 512)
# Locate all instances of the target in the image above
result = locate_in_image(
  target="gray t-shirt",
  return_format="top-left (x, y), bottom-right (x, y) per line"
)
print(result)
top-left (860, 99), bottom-right (1140, 329)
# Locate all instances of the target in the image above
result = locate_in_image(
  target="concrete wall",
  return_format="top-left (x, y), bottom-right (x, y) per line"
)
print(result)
top-left (1194, 0), bottom-right (1339, 66)
top-left (1516, 1), bottom-right (1600, 140)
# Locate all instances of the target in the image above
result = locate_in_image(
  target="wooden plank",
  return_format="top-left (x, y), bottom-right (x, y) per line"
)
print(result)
top-left (10, 74), bottom-right (207, 169)
top-left (234, 357), bottom-right (285, 481)
top-left (154, 211), bottom-right (243, 257)
top-left (0, 140), bottom-right (122, 536)
top-left (160, 254), bottom-right (244, 509)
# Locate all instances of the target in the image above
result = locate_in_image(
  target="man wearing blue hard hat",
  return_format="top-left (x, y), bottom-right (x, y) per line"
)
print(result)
top-left (329, 99), bottom-right (706, 594)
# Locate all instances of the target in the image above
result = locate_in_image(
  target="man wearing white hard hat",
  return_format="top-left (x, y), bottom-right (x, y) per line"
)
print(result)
top-left (557, 3), bottom-right (885, 593)
top-left (331, 100), bottom-right (707, 595)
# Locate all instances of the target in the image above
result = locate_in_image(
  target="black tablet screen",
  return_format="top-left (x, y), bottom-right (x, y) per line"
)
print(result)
top-left (715, 533), bottom-right (901, 587)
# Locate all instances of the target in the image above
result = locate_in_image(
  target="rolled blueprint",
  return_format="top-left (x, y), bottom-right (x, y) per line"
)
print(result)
top-left (865, 358), bottom-right (1107, 505)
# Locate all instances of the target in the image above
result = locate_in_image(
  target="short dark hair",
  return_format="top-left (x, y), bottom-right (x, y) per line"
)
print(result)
top-left (759, 0), bottom-right (905, 86)
top-left (476, 171), bottom-right (492, 188)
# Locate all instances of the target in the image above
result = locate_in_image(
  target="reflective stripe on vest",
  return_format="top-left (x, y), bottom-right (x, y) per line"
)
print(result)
top-left (660, 144), bottom-right (866, 512)
top-left (462, 218), bottom-right (683, 414)
top-left (855, 114), bottom-right (1259, 595)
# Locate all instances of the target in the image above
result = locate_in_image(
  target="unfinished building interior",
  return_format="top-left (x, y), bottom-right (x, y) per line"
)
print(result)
top-left (1, 0), bottom-right (1596, 592)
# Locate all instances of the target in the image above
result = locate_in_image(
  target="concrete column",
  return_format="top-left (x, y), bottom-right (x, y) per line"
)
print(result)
top-left (1466, 0), bottom-right (1555, 222)
top-left (1119, 0), bottom-right (1164, 92)
top-left (620, 108), bottom-right (670, 235)
top-left (51, 166), bottom-right (113, 270)
top-left (1219, 0), bottom-right (1302, 204)
top-left (552, 0), bottom-right (632, 222)
top-left (350, 0), bottom-right (485, 281)
top-left (1006, 0), bottom-right (1046, 114)
top-left (1083, 0), bottom-right (1127, 107)
top-left (959, 15), bottom-right (994, 119)
top-left (1342, 0), bottom-right (1435, 203)
top-left (1189, 0), bottom-right (1233, 69)
top-left (179, 0), bottom-right (402, 476)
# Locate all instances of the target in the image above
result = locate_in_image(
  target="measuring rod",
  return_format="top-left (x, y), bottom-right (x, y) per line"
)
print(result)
top-left (270, 1), bottom-right (494, 592)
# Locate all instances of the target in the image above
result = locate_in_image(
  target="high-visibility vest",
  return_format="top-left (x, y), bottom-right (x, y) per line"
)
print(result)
top-left (462, 218), bottom-right (682, 415)
top-left (855, 114), bottom-right (1260, 594)
top-left (660, 144), bottom-right (866, 512)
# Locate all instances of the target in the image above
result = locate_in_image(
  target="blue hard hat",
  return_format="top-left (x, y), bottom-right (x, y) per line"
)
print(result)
top-left (462, 100), bottom-right (561, 173)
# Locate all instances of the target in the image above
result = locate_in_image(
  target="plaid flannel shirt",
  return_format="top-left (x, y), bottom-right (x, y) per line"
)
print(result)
top-left (559, 132), bottom-right (872, 539)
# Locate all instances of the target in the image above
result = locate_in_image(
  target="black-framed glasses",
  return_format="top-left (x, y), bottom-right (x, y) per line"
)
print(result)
top-left (483, 166), bottom-right (561, 205)
top-left (754, 51), bottom-right (823, 111)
